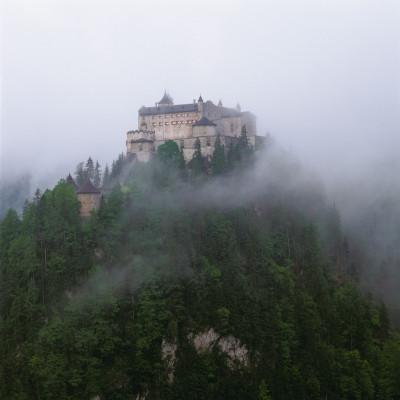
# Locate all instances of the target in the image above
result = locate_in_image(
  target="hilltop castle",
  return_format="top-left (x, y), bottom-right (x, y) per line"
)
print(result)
top-left (126, 92), bottom-right (264, 162)
top-left (68, 93), bottom-right (264, 218)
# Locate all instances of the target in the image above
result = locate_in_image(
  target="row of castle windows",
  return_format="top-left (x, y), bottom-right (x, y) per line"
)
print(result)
top-left (152, 120), bottom-right (198, 127)
top-left (151, 113), bottom-right (200, 120)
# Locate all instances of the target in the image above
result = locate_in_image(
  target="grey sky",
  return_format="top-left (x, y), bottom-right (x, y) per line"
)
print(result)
top-left (1, 0), bottom-right (399, 186)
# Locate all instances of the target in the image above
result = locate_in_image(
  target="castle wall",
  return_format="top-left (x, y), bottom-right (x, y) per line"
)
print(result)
top-left (78, 193), bottom-right (101, 218)
top-left (139, 109), bottom-right (201, 141)
top-left (192, 124), bottom-right (217, 137)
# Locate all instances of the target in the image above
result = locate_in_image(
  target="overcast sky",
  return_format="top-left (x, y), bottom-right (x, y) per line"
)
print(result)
top-left (1, 0), bottom-right (399, 188)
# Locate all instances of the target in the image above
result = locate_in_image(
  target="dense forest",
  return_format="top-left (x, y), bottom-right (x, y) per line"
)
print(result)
top-left (1, 131), bottom-right (400, 399)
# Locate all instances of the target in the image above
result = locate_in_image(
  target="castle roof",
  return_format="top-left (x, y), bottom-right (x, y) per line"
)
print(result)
top-left (192, 116), bottom-right (217, 126)
top-left (77, 179), bottom-right (101, 194)
top-left (66, 173), bottom-right (78, 191)
top-left (139, 103), bottom-right (198, 116)
top-left (158, 91), bottom-right (173, 105)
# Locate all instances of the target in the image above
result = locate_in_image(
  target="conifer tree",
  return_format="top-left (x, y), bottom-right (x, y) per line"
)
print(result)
top-left (75, 162), bottom-right (85, 187)
top-left (190, 137), bottom-right (206, 177)
top-left (102, 164), bottom-right (110, 187)
top-left (33, 188), bottom-right (42, 205)
top-left (85, 157), bottom-right (95, 181)
top-left (226, 125), bottom-right (254, 170)
top-left (94, 160), bottom-right (102, 188)
top-left (210, 134), bottom-right (226, 175)
top-left (235, 124), bottom-right (253, 166)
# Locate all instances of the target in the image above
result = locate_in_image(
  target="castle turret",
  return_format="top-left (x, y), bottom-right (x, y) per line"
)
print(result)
top-left (76, 179), bottom-right (102, 218)
top-left (192, 116), bottom-right (217, 137)
top-left (66, 173), bottom-right (78, 191)
top-left (158, 90), bottom-right (173, 106)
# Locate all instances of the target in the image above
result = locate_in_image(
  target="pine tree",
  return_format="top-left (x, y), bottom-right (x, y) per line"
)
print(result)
top-left (75, 162), bottom-right (85, 187)
top-left (102, 164), bottom-right (110, 187)
top-left (235, 124), bottom-right (254, 167)
top-left (94, 160), bottom-right (102, 188)
top-left (210, 134), bottom-right (226, 175)
top-left (85, 157), bottom-right (95, 181)
top-left (190, 138), bottom-right (206, 177)
top-left (33, 188), bottom-right (42, 205)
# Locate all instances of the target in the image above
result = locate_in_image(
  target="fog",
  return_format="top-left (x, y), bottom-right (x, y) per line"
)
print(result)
top-left (1, 1), bottom-right (400, 304)
top-left (2, 0), bottom-right (399, 184)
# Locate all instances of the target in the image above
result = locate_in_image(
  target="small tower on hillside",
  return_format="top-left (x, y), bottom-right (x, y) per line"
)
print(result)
top-left (76, 179), bottom-right (102, 218)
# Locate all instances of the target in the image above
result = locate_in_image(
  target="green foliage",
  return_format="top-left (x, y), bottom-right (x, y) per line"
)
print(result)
top-left (227, 125), bottom-right (254, 170)
top-left (210, 134), bottom-right (227, 175)
top-left (0, 152), bottom-right (398, 399)
top-left (155, 140), bottom-right (186, 185)
top-left (190, 137), bottom-right (207, 178)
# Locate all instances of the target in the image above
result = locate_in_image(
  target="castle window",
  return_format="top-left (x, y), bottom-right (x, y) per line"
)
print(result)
top-left (172, 121), bottom-right (177, 125)
top-left (165, 115), bottom-right (169, 118)
top-left (153, 123), bottom-right (157, 126)
top-left (165, 122), bottom-right (169, 126)
top-left (177, 114), bottom-right (180, 117)
top-left (180, 140), bottom-right (184, 148)
top-left (206, 139), bottom-right (211, 147)
top-left (159, 122), bottom-right (163, 126)
top-left (152, 116), bottom-right (157, 119)
top-left (139, 145), bottom-right (143, 152)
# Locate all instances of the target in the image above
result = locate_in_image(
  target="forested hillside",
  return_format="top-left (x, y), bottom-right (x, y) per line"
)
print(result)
top-left (1, 136), bottom-right (400, 399)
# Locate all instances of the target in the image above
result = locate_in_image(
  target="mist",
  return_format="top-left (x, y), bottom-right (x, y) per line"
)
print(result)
top-left (1, 1), bottom-right (400, 310)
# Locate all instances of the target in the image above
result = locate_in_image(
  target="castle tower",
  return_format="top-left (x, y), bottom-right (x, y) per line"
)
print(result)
top-left (76, 179), bottom-right (102, 218)
top-left (158, 91), bottom-right (173, 106)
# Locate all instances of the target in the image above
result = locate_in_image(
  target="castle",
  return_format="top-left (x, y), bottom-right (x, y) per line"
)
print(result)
top-left (68, 92), bottom-right (264, 217)
top-left (126, 92), bottom-right (264, 162)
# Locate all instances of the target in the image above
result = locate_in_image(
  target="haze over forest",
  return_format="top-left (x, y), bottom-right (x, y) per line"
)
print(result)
top-left (1, 1), bottom-right (400, 309)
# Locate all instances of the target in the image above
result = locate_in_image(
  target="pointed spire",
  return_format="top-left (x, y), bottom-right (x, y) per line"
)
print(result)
top-left (218, 99), bottom-right (222, 106)
top-left (198, 94), bottom-right (203, 103)
top-left (158, 90), bottom-right (173, 105)
top-left (66, 173), bottom-right (74, 183)
top-left (66, 173), bottom-right (78, 191)
top-left (236, 102), bottom-right (241, 112)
